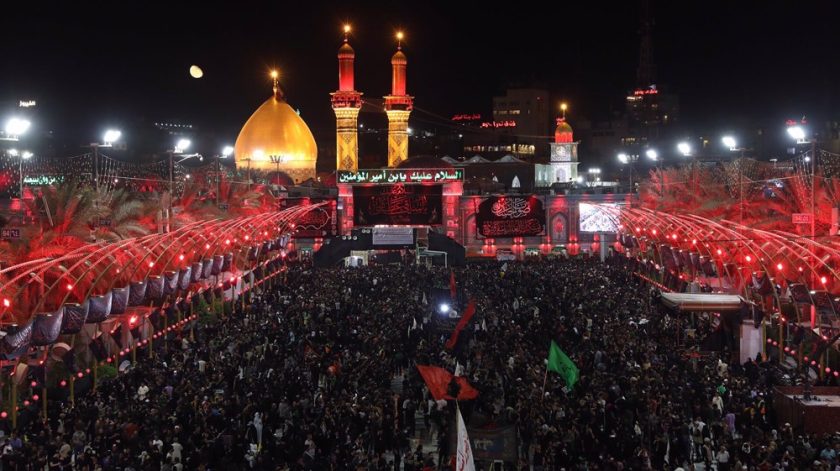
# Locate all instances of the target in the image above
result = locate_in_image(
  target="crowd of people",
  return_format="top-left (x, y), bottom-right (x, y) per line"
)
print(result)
top-left (1, 257), bottom-right (839, 470)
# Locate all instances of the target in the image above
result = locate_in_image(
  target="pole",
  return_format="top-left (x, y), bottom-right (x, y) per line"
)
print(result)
top-left (94, 144), bottom-right (100, 193)
top-left (18, 155), bottom-right (24, 199)
top-left (216, 156), bottom-right (221, 206)
top-left (811, 140), bottom-right (816, 289)
top-left (541, 366), bottom-right (548, 402)
top-left (169, 152), bottom-right (174, 228)
top-left (11, 375), bottom-right (17, 430)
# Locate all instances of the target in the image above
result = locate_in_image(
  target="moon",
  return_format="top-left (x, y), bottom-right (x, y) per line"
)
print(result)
top-left (189, 65), bottom-right (204, 79)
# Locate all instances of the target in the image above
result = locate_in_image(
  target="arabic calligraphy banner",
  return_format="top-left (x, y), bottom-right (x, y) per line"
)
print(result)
top-left (338, 168), bottom-right (463, 185)
top-left (279, 198), bottom-right (338, 238)
top-left (353, 184), bottom-right (442, 226)
top-left (476, 195), bottom-right (545, 237)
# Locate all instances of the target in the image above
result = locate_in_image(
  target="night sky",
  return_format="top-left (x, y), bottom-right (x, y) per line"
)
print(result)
top-left (3, 1), bottom-right (839, 156)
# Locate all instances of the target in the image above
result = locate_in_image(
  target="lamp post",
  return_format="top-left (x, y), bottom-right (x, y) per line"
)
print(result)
top-left (2, 117), bottom-right (31, 141)
top-left (645, 148), bottom-right (661, 204)
top-left (218, 146), bottom-right (233, 205)
top-left (269, 154), bottom-right (289, 186)
top-left (787, 125), bottom-right (817, 287)
top-left (3, 117), bottom-right (31, 199)
top-left (8, 149), bottom-right (32, 198)
top-left (586, 167), bottom-right (601, 187)
top-left (677, 141), bottom-right (698, 196)
top-left (87, 129), bottom-right (122, 192)
top-left (722, 136), bottom-right (746, 230)
top-left (617, 152), bottom-right (640, 193)
top-left (167, 139), bottom-right (201, 226)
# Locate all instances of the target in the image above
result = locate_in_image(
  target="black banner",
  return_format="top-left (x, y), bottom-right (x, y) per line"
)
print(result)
top-left (476, 195), bottom-right (545, 237)
top-left (280, 198), bottom-right (338, 238)
top-left (353, 184), bottom-right (442, 226)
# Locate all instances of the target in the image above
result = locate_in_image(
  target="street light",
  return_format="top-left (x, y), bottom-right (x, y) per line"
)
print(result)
top-left (617, 153), bottom-right (640, 192)
top-left (175, 139), bottom-right (191, 153)
top-left (216, 145), bottom-right (234, 205)
top-left (3, 118), bottom-right (31, 140)
top-left (646, 149), bottom-right (663, 203)
top-left (677, 142), bottom-right (692, 156)
top-left (167, 139), bottom-right (201, 225)
top-left (787, 126), bottom-right (806, 142)
top-left (787, 125), bottom-right (817, 288)
top-left (722, 135), bottom-right (748, 244)
top-left (103, 129), bottom-right (122, 145)
top-left (722, 135), bottom-right (737, 151)
top-left (8, 149), bottom-right (32, 198)
top-left (88, 128), bottom-right (122, 191)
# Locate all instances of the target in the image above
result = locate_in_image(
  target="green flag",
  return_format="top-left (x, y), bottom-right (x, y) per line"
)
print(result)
top-left (547, 340), bottom-right (579, 389)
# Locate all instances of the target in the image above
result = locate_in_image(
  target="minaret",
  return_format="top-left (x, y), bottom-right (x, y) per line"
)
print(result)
top-left (331, 25), bottom-right (363, 172)
top-left (384, 31), bottom-right (413, 168)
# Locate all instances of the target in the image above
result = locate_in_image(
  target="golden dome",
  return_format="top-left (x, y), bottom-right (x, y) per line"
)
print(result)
top-left (234, 95), bottom-right (317, 182)
top-left (555, 119), bottom-right (574, 143)
top-left (555, 120), bottom-right (573, 134)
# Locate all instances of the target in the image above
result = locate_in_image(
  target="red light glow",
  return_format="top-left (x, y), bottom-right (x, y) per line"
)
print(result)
top-left (148, 261), bottom-right (154, 268)
top-left (2, 299), bottom-right (9, 308)
top-left (745, 255), bottom-right (752, 262)
top-left (179, 254), bottom-right (185, 261)
top-left (821, 276), bottom-right (828, 284)
top-left (716, 249), bottom-right (723, 255)
top-left (66, 283), bottom-right (73, 291)
top-left (777, 263), bottom-right (783, 270)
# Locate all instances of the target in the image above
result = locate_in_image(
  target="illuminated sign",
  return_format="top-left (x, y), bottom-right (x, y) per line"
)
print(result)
top-left (18, 100), bottom-right (36, 108)
top-left (23, 175), bottom-right (62, 185)
top-left (353, 184), bottom-right (442, 225)
top-left (338, 168), bottom-right (463, 184)
top-left (452, 114), bottom-right (481, 121)
top-left (632, 88), bottom-right (658, 96)
top-left (480, 121), bottom-right (516, 128)
top-left (477, 196), bottom-right (545, 237)
top-left (792, 213), bottom-right (813, 224)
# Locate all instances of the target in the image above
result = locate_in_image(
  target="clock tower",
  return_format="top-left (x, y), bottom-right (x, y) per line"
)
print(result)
top-left (549, 118), bottom-right (579, 183)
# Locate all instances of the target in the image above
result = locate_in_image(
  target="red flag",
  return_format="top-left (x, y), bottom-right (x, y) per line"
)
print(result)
top-left (450, 270), bottom-right (457, 299)
top-left (416, 365), bottom-right (479, 401)
top-left (445, 299), bottom-right (476, 350)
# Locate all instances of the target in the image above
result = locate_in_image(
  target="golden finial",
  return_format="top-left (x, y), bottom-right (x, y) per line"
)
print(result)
top-left (270, 69), bottom-right (280, 98)
top-left (343, 24), bottom-right (351, 42)
top-left (396, 31), bottom-right (404, 50)
top-left (560, 102), bottom-right (568, 120)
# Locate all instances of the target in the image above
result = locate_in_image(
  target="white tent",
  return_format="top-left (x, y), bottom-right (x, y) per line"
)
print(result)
top-left (496, 154), bottom-right (526, 163)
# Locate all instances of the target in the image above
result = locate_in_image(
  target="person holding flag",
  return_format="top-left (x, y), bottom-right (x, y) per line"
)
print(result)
top-left (545, 340), bottom-right (579, 393)
top-left (455, 404), bottom-right (476, 471)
